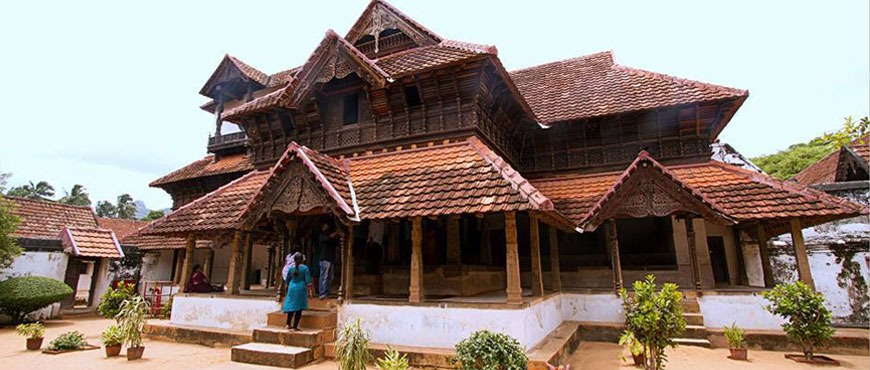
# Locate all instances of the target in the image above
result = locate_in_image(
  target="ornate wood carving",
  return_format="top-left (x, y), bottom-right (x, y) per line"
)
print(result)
top-left (270, 164), bottom-right (335, 215)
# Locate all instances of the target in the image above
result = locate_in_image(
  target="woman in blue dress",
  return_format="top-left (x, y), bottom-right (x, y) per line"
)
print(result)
top-left (283, 254), bottom-right (311, 331)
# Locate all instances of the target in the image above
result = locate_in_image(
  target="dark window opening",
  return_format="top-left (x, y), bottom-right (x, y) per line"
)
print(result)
top-left (558, 227), bottom-right (608, 267)
top-left (617, 217), bottom-right (676, 268)
top-left (342, 93), bottom-right (360, 125)
top-left (404, 85), bottom-right (422, 107)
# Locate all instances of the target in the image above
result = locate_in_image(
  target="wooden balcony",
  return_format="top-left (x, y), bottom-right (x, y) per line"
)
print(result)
top-left (208, 131), bottom-right (248, 154)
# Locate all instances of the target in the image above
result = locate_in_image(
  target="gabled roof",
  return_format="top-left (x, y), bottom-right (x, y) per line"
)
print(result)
top-left (150, 153), bottom-right (253, 187)
top-left (345, 0), bottom-right (442, 47)
top-left (3, 197), bottom-right (98, 240)
top-left (59, 227), bottom-right (124, 258)
top-left (510, 51), bottom-right (748, 127)
top-left (97, 218), bottom-right (149, 240)
top-left (793, 136), bottom-right (870, 186)
top-left (200, 54), bottom-right (270, 97)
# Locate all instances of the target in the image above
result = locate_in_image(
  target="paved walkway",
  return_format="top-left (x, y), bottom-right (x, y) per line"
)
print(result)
top-left (1, 317), bottom-right (867, 369)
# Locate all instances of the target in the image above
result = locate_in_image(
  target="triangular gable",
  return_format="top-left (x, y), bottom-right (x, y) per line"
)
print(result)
top-left (835, 145), bottom-right (870, 182)
top-left (199, 54), bottom-right (269, 98)
top-left (580, 151), bottom-right (734, 231)
top-left (345, 0), bottom-right (441, 50)
top-left (242, 142), bottom-right (357, 226)
top-left (59, 227), bottom-right (124, 259)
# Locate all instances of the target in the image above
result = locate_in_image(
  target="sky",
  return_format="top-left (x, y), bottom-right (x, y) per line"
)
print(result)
top-left (1, 0), bottom-right (867, 211)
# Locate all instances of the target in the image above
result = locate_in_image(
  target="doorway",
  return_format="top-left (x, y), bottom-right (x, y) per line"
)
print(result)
top-left (706, 236), bottom-right (729, 284)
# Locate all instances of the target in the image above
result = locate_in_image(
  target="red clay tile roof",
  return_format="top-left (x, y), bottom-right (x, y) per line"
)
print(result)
top-left (226, 55), bottom-right (270, 86)
top-left (121, 232), bottom-right (211, 250)
top-left (532, 160), bottom-right (865, 230)
top-left (97, 218), bottom-right (149, 240)
top-left (793, 136), bottom-right (870, 186)
top-left (4, 197), bottom-right (98, 240)
top-left (509, 51), bottom-right (748, 125)
top-left (59, 227), bottom-right (124, 258)
top-left (141, 170), bottom-right (270, 236)
top-left (150, 153), bottom-right (253, 187)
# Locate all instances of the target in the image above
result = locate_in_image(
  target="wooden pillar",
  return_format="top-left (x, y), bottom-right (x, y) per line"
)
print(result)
top-left (685, 217), bottom-right (701, 291)
top-left (409, 217), bottom-right (424, 303)
top-left (790, 219), bottom-right (815, 290)
top-left (178, 235), bottom-right (196, 291)
top-left (172, 249), bottom-right (184, 285)
top-left (240, 231), bottom-right (254, 290)
top-left (505, 212), bottom-right (523, 305)
top-left (605, 220), bottom-right (623, 292)
top-left (446, 216), bottom-right (461, 266)
top-left (203, 248), bottom-right (214, 278)
top-left (264, 246), bottom-right (274, 289)
top-left (225, 230), bottom-right (244, 295)
top-left (344, 224), bottom-right (355, 300)
top-left (756, 224), bottom-right (775, 288)
top-left (548, 226), bottom-right (562, 291)
top-left (529, 215), bottom-right (544, 297)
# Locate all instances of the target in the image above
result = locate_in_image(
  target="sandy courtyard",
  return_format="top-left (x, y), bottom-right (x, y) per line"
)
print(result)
top-left (1, 317), bottom-right (867, 370)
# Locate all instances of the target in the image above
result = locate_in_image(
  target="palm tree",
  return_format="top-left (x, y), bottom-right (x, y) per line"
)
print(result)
top-left (95, 201), bottom-right (117, 218)
top-left (7, 181), bottom-right (55, 201)
top-left (59, 184), bottom-right (92, 206)
top-left (116, 194), bottom-right (137, 219)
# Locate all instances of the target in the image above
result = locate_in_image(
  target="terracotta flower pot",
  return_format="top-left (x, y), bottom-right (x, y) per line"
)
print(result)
top-left (26, 337), bottom-right (43, 351)
top-left (126, 346), bottom-right (145, 360)
top-left (632, 353), bottom-right (645, 366)
top-left (105, 344), bottom-right (122, 357)
top-left (729, 347), bottom-right (747, 361)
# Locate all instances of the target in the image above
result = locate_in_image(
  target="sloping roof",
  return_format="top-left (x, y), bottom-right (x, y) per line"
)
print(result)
top-left (199, 54), bottom-right (270, 96)
top-left (4, 197), bottom-right (98, 240)
top-left (96, 218), bottom-right (149, 240)
top-left (509, 51), bottom-right (748, 125)
top-left (121, 231), bottom-right (211, 250)
top-left (532, 160), bottom-right (866, 229)
top-left (150, 153), bottom-right (253, 187)
top-left (793, 136), bottom-right (870, 186)
top-left (59, 227), bottom-right (124, 258)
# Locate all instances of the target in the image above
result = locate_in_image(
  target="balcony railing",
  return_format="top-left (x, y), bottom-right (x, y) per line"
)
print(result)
top-left (207, 131), bottom-right (248, 153)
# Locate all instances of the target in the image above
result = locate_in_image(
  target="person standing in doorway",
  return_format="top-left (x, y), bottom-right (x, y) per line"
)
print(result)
top-left (283, 254), bottom-right (311, 331)
top-left (318, 222), bottom-right (341, 299)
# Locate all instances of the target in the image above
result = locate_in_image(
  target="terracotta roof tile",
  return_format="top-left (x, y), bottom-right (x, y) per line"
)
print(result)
top-left (59, 227), bottom-right (124, 258)
top-left (121, 232), bottom-right (211, 250)
top-left (150, 153), bottom-right (253, 187)
top-left (509, 51), bottom-right (748, 125)
top-left (226, 55), bottom-right (270, 86)
top-left (97, 218), bottom-right (148, 240)
top-left (4, 197), bottom-right (98, 240)
top-left (793, 136), bottom-right (870, 186)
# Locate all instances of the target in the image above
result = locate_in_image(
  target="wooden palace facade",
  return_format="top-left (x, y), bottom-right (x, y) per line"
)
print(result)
top-left (141, 1), bottom-right (865, 345)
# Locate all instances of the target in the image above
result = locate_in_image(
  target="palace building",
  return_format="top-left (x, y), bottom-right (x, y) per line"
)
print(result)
top-left (138, 1), bottom-right (866, 366)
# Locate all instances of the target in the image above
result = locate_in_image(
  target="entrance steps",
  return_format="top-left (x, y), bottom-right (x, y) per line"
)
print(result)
top-left (674, 297), bottom-right (710, 348)
top-left (231, 342), bottom-right (316, 368)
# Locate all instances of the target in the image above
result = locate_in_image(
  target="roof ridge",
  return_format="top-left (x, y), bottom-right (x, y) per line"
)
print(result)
top-left (439, 39), bottom-right (497, 55)
top-left (149, 155), bottom-right (215, 186)
top-left (348, 141), bottom-right (469, 162)
top-left (509, 50), bottom-right (614, 74)
top-left (2, 195), bottom-right (94, 210)
top-left (611, 64), bottom-right (748, 96)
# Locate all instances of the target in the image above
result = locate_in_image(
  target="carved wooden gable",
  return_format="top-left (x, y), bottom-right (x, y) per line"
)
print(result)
top-left (345, 1), bottom-right (440, 52)
top-left (252, 162), bottom-right (339, 222)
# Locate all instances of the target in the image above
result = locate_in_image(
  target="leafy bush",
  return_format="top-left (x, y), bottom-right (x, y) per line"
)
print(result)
top-left (375, 346), bottom-right (409, 370)
top-left (723, 323), bottom-right (745, 348)
top-left (0, 276), bottom-right (73, 323)
top-left (16, 322), bottom-right (45, 339)
top-left (453, 330), bottom-right (527, 370)
top-left (101, 324), bottom-right (125, 346)
top-left (619, 275), bottom-right (686, 370)
top-left (336, 318), bottom-right (372, 370)
top-left (48, 330), bottom-right (87, 351)
top-left (159, 295), bottom-right (173, 318)
top-left (763, 282), bottom-right (834, 360)
top-left (98, 281), bottom-right (135, 320)
top-left (618, 330), bottom-right (643, 360)
top-left (117, 295), bottom-right (150, 348)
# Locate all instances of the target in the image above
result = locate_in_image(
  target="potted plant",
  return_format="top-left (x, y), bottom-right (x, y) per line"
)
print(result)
top-left (723, 323), bottom-right (747, 360)
top-left (101, 324), bottom-right (125, 357)
top-left (618, 330), bottom-right (645, 366)
top-left (116, 295), bottom-right (150, 360)
top-left (15, 322), bottom-right (45, 350)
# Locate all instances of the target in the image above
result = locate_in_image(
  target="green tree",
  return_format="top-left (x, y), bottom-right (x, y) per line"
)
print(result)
top-left (95, 200), bottom-right (117, 218)
top-left (58, 184), bottom-right (92, 207)
top-left (620, 275), bottom-right (686, 370)
top-left (763, 282), bottom-right (834, 360)
top-left (0, 172), bottom-right (11, 195)
top-left (7, 181), bottom-right (55, 201)
top-left (0, 198), bottom-right (23, 269)
top-left (115, 194), bottom-right (137, 219)
top-left (822, 116), bottom-right (869, 148)
top-left (140, 210), bottom-right (165, 221)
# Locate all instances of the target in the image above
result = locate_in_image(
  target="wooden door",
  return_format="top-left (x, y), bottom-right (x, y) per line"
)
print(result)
top-left (61, 258), bottom-right (83, 309)
top-left (706, 236), bottom-right (730, 284)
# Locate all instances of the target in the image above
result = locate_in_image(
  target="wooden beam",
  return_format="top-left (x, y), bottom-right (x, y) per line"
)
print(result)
top-left (178, 235), bottom-right (197, 292)
top-left (606, 220), bottom-right (623, 293)
top-left (505, 212), bottom-right (523, 305)
top-left (409, 217), bottom-right (424, 303)
top-left (529, 215), bottom-right (544, 297)
top-left (548, 225), bottom-right (562, 292)
top-left (757, 224), bottom-right (775, 288)
top-left (203, 248), bottom-right (215, 279)
top-left (225, 230), bottom-right (244, 294)
top-left (790, 219), bottom-right (815, 290)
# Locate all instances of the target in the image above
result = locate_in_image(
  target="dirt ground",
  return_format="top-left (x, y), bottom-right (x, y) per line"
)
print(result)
top-left (1, 317), bottom-right (867, 370)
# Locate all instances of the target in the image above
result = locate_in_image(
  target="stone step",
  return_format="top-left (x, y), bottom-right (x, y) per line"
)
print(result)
top-left (143, 321), bottom-right (252, 348)
top-left (682, 325), bottom-right (709, 340)
top-left (308, 297), bottom-right (338, 311)
top-left (231, 342), bottom-right (315, 368)
top-left (253, 326), bottom-right (335, 348)
top-left (267, 310), bottom-right (337, 329)
top-left (674, 338), bottom-right (711, 348)
top-left (681, 299), bottom-right (700, 313)
top-left (526, 322), bottom-right (582, 370)
top-left (683, 313), bottom-right (705, 326)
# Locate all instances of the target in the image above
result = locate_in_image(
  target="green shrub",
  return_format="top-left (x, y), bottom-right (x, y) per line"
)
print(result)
top-left (159, 295), bottom-right (173, 318)
top-left (117, 295), bottom-right (149, 348)
top-left (98, 281), bottom-right (135, 320)
top-left (619, 275), bottom-right (686, 370)
top-left (15, 322), bottom-right (45, 339)
top-left (618, 330), bottom-right (643, 361)
top-left (723, 323), bottom-right (745, 348)
top-left (101, 324), bottom-right (125, 346)
top-left (376, 346), bottom-right (409, 370)
top-left (336, 318), bottom-right (372, 370)
top-left (763, 282), bottom-right (834, 360)
top-left (0, 276), bottom-right (73, 323)
top-left (453, 330), bottom-right (527, 370)
top-left (48, 330), bottom-right (87, 351)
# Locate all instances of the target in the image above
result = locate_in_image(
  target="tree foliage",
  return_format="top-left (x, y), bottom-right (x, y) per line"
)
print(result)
top-left (95, 200), bottom-right (117, 218)
top-left (822, 116), bottom-right (869, 148)
top-left (98, 281), bottom-right (136, 320)
top-left (0, 198), bottom-right (23, 269)
top-left (58, 184), bottom-right (91, 207)
top-left (0, 172), bottom-right (10, 195)
top-left (141, 210), bottom-right (165, 221)
top-left (115, 194), bottom-right (137, 219)
top-left (452, 330), bottom-right (527, 370)
top-left (619, 275), bottom-right (686, 370)
top-left (763, 282), bottom-right (834, 360)
top-left (7, 181), bottom-right (55, 201)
